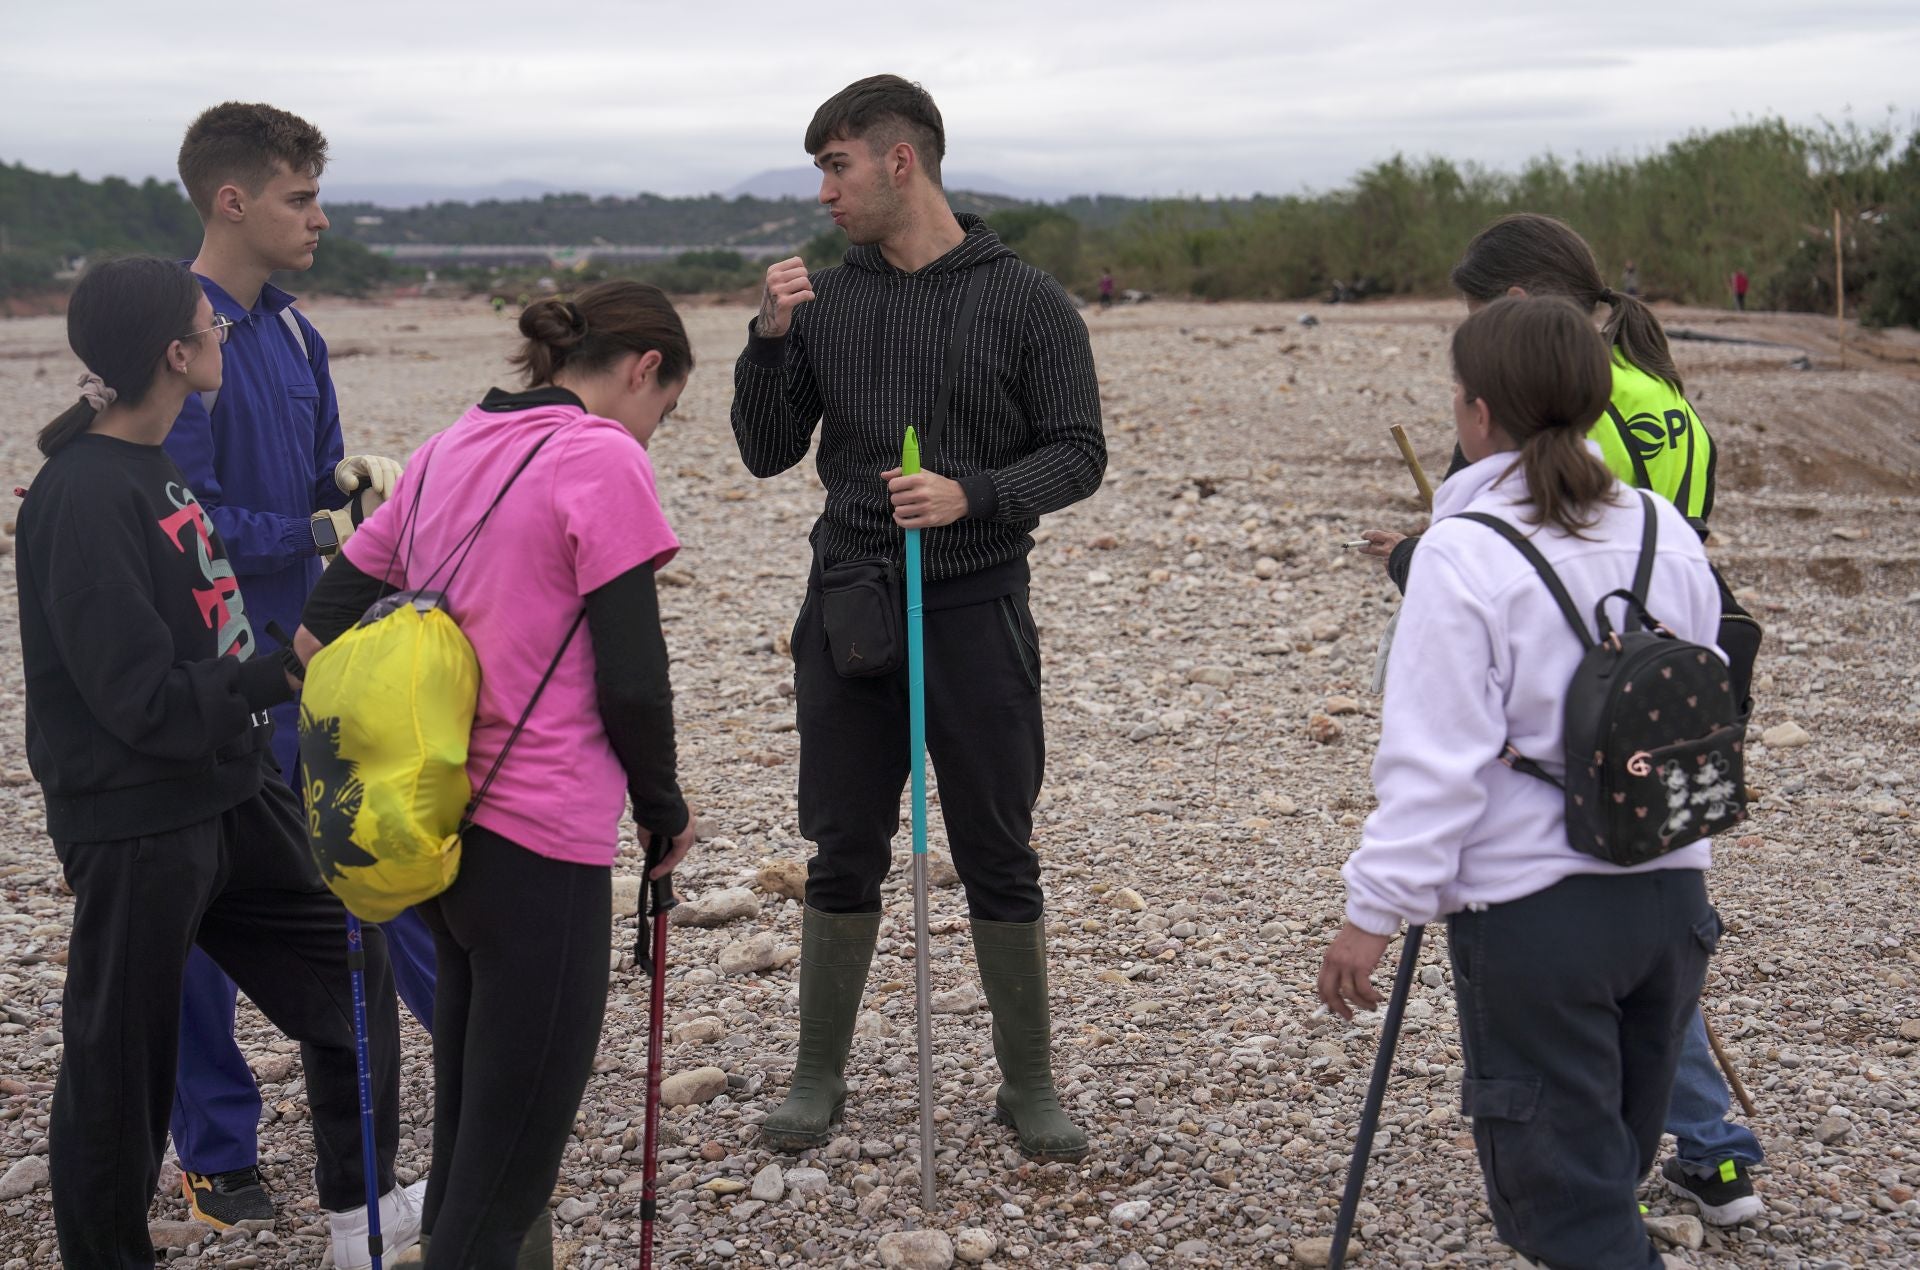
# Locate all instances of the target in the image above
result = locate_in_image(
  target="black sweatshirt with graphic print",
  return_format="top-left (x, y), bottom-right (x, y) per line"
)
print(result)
top-left (16, 434), bottom-right (292, 842)
top-left (731, 214), bottom-right (1106, 582)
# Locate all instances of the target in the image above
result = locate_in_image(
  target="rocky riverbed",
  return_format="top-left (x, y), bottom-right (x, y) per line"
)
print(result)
top-left (0, 296), bottom-right (1916, 1267)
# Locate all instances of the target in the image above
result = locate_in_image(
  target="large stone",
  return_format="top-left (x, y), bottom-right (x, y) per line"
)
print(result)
top-left (877, 1229), bottom-right (955, 1270)
top-left (1899, 1019), bottom-right (1920, 1042)
top-left (928, 850), bottom-right (960, 888)
top-left (750, 1163), bottom-right (785, 1202)
top-left (1111, 1199), bottom-right (1151, 1224)
top-left (932, 985), bottom-right (983, 1015)
top-left (659, 1066), bottom-right (727, 1108)
top-left (754, 858), bottom-right (807, 901)
top-left (1109, 887), bottom-right (1147, 912)
top-left (556, 1195), bottom-right (598, 1225)
top-left (1814, 1115), bottom-right (1853, 1145)
top-left (1292, 1235), bottom-right (1334, 1266)
top-left (672, 1015), bottom-right (726, 1044)
top-left (1307, 712), bottom-right (1344, 744)
top-left (1187, 666), bottom-right (1234, 687)
top-left (1761, 721), bottom-right (1812, 749)
top-left (610, 875), bottom-right (642, 918)
top-left (718, 931), bottom-right (797, 976)
top-left (1644, 1213), bottom-right (1704, 1249)
top-left (0, 1154), bottom-right (49, 1200)
top-left (147, 1221), bottom-right (203, 1251)
top-left (785, 1166), bottom-right (830, 1198)
top-left (670, 887), bottom-right (761, 928)
top-left (953, 1227), bottom-right (997, 1263)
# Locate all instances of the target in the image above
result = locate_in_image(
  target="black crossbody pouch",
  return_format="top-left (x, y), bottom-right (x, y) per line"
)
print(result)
top-left (820, 556), bottom-right (903, 677)
top-left (816, 264), bottom-right (989, 680)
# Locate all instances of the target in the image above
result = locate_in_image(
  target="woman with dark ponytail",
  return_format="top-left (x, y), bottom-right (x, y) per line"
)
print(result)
top-left (1360, 213), bottom-right (1769, 1232)
top-left (16, 255), bottom-right (411, 1268)
top-left (296, 279), bottom-right (699, 1268)
top-left (1321, 295), bottom-right (1727, 1270)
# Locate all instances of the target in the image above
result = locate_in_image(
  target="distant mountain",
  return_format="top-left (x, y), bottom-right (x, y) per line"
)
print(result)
top-left (727, 167), bottom-right (1075, 203)
top-left (320, 179), bottom-right (619, 209)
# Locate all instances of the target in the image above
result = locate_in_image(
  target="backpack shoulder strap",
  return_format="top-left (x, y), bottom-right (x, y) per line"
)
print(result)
top-left (921, 263), bottom-right (991, 471)
top-left (197, 306), bottom-right (313, 418)
top-left (1458, 511), bottom-right (1597, 651)
top-left (1629, 490), bottom-right (1659, 604)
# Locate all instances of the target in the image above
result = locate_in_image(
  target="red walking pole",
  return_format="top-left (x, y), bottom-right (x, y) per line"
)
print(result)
top-left (637, 834), bottom-right (677, 1270)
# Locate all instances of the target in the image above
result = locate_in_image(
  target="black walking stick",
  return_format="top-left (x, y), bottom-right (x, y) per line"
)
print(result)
top-left (636, 834), bottom-right (677, 1270)
top-left (1329, 924), bottom-right (1425, 1270)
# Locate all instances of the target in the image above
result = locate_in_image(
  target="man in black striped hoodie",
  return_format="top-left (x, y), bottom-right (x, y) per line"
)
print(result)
top-left (732, 74), bottom-right (1105, 1162)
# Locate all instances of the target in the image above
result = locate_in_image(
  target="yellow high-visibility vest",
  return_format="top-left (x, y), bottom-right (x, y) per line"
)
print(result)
top-left (1590, 351), bottom-right (1715, 521)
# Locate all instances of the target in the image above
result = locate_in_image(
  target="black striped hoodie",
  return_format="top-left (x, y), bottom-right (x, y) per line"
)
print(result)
top-left (731, 214), bottom-right (1105, 582)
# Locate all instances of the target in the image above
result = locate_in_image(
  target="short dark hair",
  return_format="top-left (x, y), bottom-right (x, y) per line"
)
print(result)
top-left (805, 75), bottom-right (946, 187)
top-left (511, 281), bottom-right (693, 388)
top-left (1451, 295), bottom-right (1616, 537)
top-left (177, 102), bottom-right (329, 218)
top-left (41, 256), bottom-right (202, 457)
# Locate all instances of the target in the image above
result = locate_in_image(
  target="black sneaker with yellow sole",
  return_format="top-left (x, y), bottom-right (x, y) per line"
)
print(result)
top-left (183, 1165), bottom-right (275, 1231)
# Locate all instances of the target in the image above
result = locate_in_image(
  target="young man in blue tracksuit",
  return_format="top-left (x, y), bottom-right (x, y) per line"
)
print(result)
top-left (160, 102), bottom-right (436, 1243)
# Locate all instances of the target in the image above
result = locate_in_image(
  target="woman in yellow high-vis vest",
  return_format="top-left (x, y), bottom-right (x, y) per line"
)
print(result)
top-left (1360, 213), bottom-right (1768, 1232)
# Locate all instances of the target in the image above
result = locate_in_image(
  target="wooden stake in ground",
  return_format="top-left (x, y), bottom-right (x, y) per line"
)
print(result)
top-left (1702, 1012), bottom-right (1760, 1118)
top-left (1834, 206), bottom-right (1847, 370)
top-left (1389, 424), bottom-right (1435, 510)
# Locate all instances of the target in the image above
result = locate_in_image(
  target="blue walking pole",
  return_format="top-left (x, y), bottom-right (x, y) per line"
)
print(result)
top-left (344, 913), bottom-right (385, 1270)
top-left (903, 425), bottom-right (937, 1214)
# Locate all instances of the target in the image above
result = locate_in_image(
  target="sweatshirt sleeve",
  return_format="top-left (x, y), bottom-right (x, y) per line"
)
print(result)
top-left (585, 563), bottom-right (688, 839)
top-left (40, 571), bottom-right (288, 760)
top-left (1341, 541), bottom-right (1504, 935)
top-left (731, 317), bottom-right (825, 478)
top-left (164, 392), bottom-right (321, 572)
top-left (963, 276), bottom-right (1106, 522)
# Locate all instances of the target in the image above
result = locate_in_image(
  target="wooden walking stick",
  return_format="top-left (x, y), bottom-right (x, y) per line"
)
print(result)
top-left (1389, 425), bottom-right (1435, 510)
top-left (1702, 1012), bottom-right (1759, 1118)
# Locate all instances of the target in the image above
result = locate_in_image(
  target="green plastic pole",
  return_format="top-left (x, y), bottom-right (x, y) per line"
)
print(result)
top-left (903, 425), bottom-right (936, 1214)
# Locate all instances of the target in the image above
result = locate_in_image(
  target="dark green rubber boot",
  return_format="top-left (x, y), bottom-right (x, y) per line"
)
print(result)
top-left (759, 907), bottom-right (881, 1151)
top-left (972, 916), bottom-right (1089, 1162)
top-left (514, 1208), bottom-right (553, 1269)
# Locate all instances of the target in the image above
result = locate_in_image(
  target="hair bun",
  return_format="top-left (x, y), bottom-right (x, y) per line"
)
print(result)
top-left (518, 297), bottom-right (590, 351)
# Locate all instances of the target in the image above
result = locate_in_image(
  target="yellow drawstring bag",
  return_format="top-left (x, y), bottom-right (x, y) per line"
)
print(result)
top-left (297, 428), bottom-right (579, 921)
top-left (298, 594), bottom-right (478, 922)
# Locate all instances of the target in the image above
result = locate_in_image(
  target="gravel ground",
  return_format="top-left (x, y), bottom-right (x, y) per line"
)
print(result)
top-left (0, 296), bottom-right (1917, 1268)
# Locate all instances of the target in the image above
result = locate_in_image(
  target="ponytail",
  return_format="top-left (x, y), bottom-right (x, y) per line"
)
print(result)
top-left (1516, 415), bottom-right (1616, 538)
top-left (1598, 291), bottom-right (1683, 394)
top-left (37, 401), bottom-right (98, 458)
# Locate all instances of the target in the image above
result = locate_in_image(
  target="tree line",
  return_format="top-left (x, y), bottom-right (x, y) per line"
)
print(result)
top-left (3, 115), bottom-right (1916, 327)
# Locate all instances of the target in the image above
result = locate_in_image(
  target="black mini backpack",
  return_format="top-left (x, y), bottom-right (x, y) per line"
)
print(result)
top-left (1461, 492), bottom-right (1747, 866)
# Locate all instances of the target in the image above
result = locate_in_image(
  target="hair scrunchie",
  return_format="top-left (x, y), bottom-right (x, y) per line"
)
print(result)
top-left (1599, 288), bottom-right (1622, 305)
top-left (77, 372), bottom-right (117, 412)
top-left (564, 301), bottom-right (590, 337)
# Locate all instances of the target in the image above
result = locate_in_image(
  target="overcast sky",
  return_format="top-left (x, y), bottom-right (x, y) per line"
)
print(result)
top-left (4, 1), bottom-right (1915, 201)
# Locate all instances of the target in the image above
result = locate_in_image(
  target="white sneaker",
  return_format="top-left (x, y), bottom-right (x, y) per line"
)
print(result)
top-left (329, 1178), bottom-right (428, 1269)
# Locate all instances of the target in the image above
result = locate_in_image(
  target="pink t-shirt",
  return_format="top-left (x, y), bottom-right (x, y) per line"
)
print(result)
top-left (343, 399), bottom-right (678, 867)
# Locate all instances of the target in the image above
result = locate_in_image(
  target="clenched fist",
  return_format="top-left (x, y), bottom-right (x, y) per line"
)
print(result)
top-left (755, 256), bottom-right (816, 339)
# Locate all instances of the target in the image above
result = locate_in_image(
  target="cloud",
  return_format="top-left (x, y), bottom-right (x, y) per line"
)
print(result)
top-left (1, 0), bottom-right (1913, 199)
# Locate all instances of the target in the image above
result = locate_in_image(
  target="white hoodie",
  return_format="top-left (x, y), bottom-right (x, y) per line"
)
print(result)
top-left (1342, 446), bottom-right (1723, 936)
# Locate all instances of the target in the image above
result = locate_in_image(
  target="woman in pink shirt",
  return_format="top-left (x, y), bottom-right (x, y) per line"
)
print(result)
top-left (298, 281), bottom-right (696, 1268)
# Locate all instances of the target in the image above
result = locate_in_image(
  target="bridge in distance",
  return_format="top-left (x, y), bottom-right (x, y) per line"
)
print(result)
top-left (364, 242), bottom-right (803, 266)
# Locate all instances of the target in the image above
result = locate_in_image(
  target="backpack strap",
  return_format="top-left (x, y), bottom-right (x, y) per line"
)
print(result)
top-left (1457, 512), bottom-right (1597, 651)
top-left (458, 607), bottom-right (587, 833)
top-left (412, 426), bottom-right (571, 597)
top-left (199, 306), bottom-right (311, 418)
top-left (1628, 490), bottom-right (1659, 604)
top-left (921, 263), bottom-right (990, 472)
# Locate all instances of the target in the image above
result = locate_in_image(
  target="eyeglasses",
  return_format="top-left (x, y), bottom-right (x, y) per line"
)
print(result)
top-left (182, 313), bottom-right (235, 346)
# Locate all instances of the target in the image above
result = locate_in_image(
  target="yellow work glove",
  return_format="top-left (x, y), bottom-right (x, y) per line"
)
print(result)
top-left (334, 455), bottom-right (404, 499)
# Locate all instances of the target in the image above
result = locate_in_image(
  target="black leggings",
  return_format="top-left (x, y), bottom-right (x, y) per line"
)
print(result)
top-left (416, 826), bottom-right (611, 1269)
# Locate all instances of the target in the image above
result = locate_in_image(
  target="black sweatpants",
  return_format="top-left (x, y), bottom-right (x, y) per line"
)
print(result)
top-left (51, 778), bottom-right (400, 1270)
top-left (1447, 869), bottom-right (1716, 1270)
top-left (792, 577), bottom-right (1046, 922)
top-left (415, 826), bottom-right (610, 1270)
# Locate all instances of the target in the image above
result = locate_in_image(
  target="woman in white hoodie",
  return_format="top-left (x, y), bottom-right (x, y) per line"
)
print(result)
top-left (1318, 296), bottom-right (1726, 1270)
